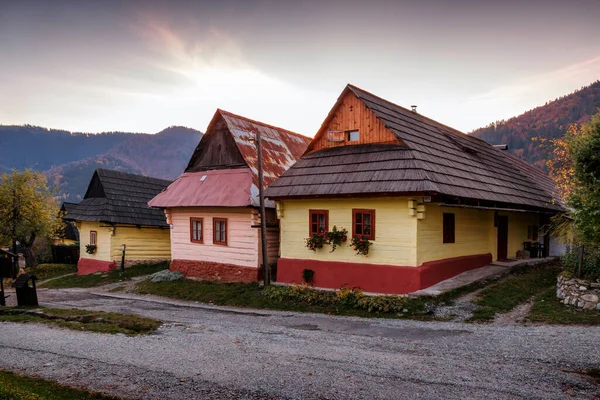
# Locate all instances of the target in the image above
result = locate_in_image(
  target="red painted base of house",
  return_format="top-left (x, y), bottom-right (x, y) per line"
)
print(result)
top-left (170, 259), bottom-right (259, 282)
top-left (77, 258), bottom-right (117, 275)
top-left (277, 254), bottom-right (493, 294)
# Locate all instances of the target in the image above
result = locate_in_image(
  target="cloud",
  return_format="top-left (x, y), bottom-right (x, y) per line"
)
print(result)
top-left (446, 54), bottom-right (600, 131)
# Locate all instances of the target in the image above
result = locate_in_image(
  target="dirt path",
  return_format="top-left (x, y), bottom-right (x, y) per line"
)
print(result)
top-left (493, 299), bottom-right (535, 325)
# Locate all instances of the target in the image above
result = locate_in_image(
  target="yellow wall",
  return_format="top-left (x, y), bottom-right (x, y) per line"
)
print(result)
top-left (279, 198), bottom-right (417, 266)
top-left (77, 221), bottom-right (112, 262)
top-left (419, 206), bottom-right (541, 263)
top-left (503, 212), bottom-right (539, 260)
top-left (417, 206), bottom-right (494, 264)
top-left (280, 199), bottom-right (543, 266)
top-left (110, 226), bottom-right (171, 262)
top-left (76, 221), bottom-right (171, 263)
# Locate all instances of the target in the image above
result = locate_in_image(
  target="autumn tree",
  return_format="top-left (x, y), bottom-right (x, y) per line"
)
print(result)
top-left (569, 113), bottom-right (600, 245)
top-left (0, 169), bottom-right (61, 268)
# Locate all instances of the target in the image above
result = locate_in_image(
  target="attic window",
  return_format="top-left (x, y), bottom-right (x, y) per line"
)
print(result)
top-left (347, 130), bottom-right (360, 142)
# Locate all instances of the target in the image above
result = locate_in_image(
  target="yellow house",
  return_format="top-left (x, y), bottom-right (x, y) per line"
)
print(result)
top-left (64, 169), bottom-right (172, 275)
top-left (265, 84), bottom-right (564, 294)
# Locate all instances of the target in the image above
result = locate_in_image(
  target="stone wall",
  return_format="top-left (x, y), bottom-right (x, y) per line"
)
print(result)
top-left (556, 274), bottom-right (600, 310)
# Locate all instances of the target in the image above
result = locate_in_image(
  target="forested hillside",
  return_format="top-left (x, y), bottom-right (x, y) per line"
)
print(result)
top-left (471, 81), bottom-right (600, 171)
top-left (0, 125), bottom-right (202, 202)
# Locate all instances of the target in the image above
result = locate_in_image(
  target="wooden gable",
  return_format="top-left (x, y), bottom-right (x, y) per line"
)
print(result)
top-left (185, 113), bottom-right (247, 173)
top-left (306, 90), bottom-right (404, 153)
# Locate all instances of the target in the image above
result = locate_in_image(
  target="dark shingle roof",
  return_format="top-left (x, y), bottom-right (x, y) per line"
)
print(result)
top-left (266, 84), bottom-right (564, 211)
top-left (64, 169), bottom-right (171, 226)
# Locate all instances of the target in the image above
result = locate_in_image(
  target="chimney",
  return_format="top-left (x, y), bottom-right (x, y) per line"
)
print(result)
top-left (411, 105), bottom-right (417, 113)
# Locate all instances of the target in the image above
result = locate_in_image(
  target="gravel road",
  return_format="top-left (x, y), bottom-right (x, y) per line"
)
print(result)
top-left (0, 289), bottom-right (598, 399)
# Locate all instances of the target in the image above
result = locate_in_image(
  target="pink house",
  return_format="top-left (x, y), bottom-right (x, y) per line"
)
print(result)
top-left (149, 109), bottom-right (311, 282)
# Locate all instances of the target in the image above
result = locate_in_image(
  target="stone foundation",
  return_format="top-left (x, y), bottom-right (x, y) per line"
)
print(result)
top-left (170, 259), bottom-right (259, 282)
top-left (556, 274), bottom-right (600, 310)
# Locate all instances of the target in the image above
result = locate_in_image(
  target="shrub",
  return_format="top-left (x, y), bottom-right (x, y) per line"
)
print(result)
top-left (336, 286), bottom-right (364, 306)
top-left (263, 284), bottom-right (409, 314)
top-left (562, 246), bottom-right (600, 281)
top-left (356, 295), bottom-right (408, 313)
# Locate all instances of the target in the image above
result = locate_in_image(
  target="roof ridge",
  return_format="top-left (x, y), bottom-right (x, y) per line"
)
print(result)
top-left (96, 168), bottom-right (172, 185)
top-left (217, 109), bottom-right (311, 140)
top-left (347, 84), bottom-right (492, 146)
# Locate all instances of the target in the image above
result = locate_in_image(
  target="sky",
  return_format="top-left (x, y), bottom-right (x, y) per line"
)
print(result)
top-left (1, 0), bottom-right (599, 136)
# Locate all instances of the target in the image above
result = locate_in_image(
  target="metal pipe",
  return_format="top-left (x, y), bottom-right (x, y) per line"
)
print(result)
top-left (256, 129), bottom-right (270, 286)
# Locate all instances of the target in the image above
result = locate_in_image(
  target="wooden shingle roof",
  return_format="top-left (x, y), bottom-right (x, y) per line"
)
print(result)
top-left (266, 85), bottom-right (563, 211)
top-left (64, 169), bottom-right (171, 227)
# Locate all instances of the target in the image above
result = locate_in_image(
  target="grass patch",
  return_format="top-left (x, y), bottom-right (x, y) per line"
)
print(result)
top-left (135, 279), bottom-right (446, 319)
top-left (467, 262), bottom-right (563, 322)
top-left (0, 369), bottom-right (118, 400)
top-left (30, 263), bottom-right (77, 280)
top-left (42, 261), bottom-right (168, 289)
top-left (526, 288), bottom-right (600, 325)
top-left (0, 307), bottom-right (161, 335)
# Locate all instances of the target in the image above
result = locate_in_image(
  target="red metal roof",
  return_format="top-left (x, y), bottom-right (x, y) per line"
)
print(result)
top-left (217, 110), bottom-right (311, 188)
top-left (149, 169), bottom-right (254, 208)
top-left (150, 110), bottom-right (311, 209)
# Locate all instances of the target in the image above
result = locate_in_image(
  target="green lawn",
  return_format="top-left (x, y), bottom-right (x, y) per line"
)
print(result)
top-left (30, 263), bottom-right (78, 280)
top-left (467, 261), bottom-right (600, 324)
top-left (0, 369), bottom-right (118, 400)
top-left (527, 288), bottom-right (600, 325)
top-left (0, 307), bottom-right (161, 335)
top-left (41, 261), bottom-right (168, 289)
top-left (468, 263), bottom-right (561, 321)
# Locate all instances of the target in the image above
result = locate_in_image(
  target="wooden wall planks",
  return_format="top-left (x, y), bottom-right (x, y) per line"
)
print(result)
top-left (307, 91), bottom-right (403, 153)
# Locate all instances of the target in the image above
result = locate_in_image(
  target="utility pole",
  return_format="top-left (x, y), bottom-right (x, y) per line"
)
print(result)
top-left (12, 189), bottom-right (18, 276)
top-left (256, 129), bottom-right (270, 286)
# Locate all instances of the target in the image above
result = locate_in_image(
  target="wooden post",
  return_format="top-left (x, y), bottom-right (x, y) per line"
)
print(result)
top-left (120, 244), bottom-right (126, 273)
top-left (0, 279), bottom-right (5, 307)
top-left (256, 129), bottom-right (270, 286)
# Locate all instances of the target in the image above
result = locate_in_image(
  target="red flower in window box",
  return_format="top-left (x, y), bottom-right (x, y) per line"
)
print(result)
top-left (324, 226), bottom-right (348, 252)
top-left (350, 236), bottom-right (371, 256)
top-left (305, 234), bottom-right (325, 252)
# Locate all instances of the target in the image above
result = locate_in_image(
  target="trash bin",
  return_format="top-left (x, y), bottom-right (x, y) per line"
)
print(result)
top-left (11, 274), bottom-right (38, 307)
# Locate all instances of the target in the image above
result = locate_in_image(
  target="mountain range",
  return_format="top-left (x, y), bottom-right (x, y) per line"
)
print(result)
top-left (2, 80), bottom-right (599, 202)
top-left (0, 125), bottom-right (202, 202)
top-left (470, 80), bottom-right (600, 171)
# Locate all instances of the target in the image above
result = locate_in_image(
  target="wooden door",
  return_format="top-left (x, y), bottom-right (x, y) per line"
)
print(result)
top-left (497, 216), bottom-right (509, 261)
